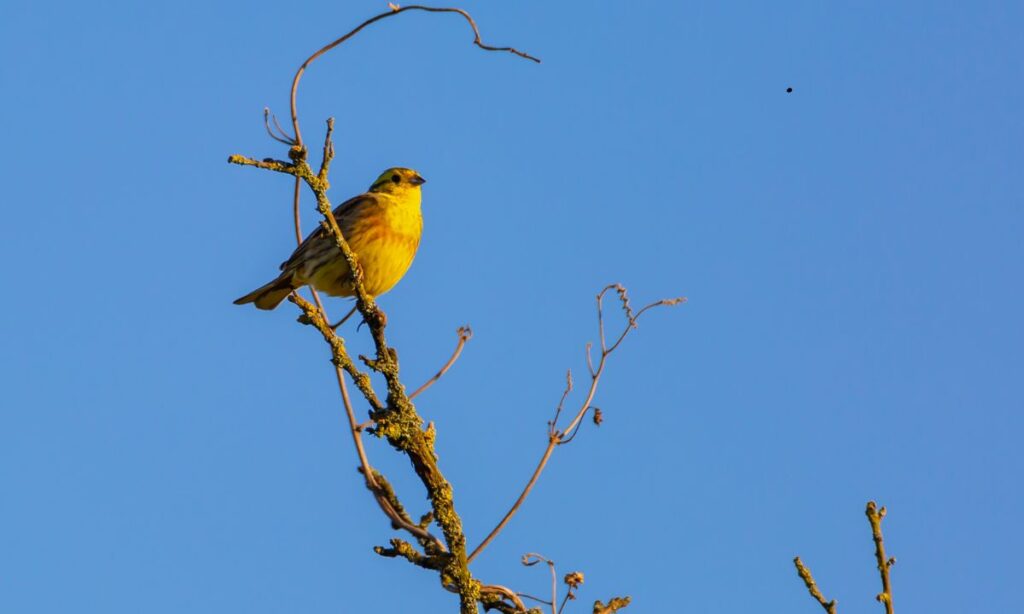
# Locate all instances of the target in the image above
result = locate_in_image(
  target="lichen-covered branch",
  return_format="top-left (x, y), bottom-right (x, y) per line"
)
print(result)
top-left (478, 585), bottom-right (533, 614)
top-left (793, 502), bottom-right (897, 614)
top-left (793, 557), bottom-right (838, 614)
top-left (866, 501), bottom-right (895, 614)
top-left (592, 597), bottom-right (631, 614)
top-left (374, 537), bottom-right (447, 570)
top-left (287, 293), bottom-right (383, 411)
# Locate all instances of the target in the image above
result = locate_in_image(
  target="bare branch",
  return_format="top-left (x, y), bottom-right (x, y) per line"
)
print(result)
top-left (410, 326), bottom-right (473, 400)
top-left (263, 107), bottom-right (296, 145)
top-left (793, 556), bottom-right (838, 614)
top-left (548, 369), bottom-right (574, 436)
top-left (468, 287), bottom-right (684, 563)
top-left (866, 501), bottom-right (895, 614)
top-left (288, 5), bottom-right (539, 146)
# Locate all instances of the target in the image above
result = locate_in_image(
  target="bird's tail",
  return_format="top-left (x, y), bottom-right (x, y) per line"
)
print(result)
top-left (233, 274), bottom-right (296, 310)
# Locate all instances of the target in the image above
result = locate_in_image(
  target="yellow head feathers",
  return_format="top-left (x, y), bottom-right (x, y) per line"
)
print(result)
top-left (369, 167), bottom-right (426, 195)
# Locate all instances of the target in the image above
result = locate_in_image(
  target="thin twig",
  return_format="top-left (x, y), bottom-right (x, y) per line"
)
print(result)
top-left (289, 293), bottom-right (383, 410)
top-left (557, 593), bottom-right (573, 614)
top-left (793, 556), bottom-right (838, 614)
top-left (518, 592), bottom-right (553, 606)
top-left (557, 408), bottom-right (596, 445)
top-left (522, 554), bottom-right (558, 614)
top-left (263, 107), bottom-right (296, 145)
top-left (468, 442), bottom-right (556, 564)
top-left (409, 326), bottom-right (473, 400)
top-left (548, 369), bottom-right (574, 435)
top-left (585, 342), bottom-right (595, 378)
top-left (289, 293), bottom-right (445, 549)
top-left (288, 5), bottom-right (539, 146)
top-left (866, 501), bottom-right (895, 614)
top-left (467, 287), bottom-right (684, 563)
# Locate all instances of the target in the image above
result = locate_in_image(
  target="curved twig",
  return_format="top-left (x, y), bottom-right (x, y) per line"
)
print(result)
top-left (410, 326), bottom-right (473, 400)
top-left (284, 7), bottom-right (539, 297)
top-left (288, 5), bottom-right (539, 146)
top-left (522, 553), bottom-right (558, 614)
top-left (263, 107), bottom-right (296, 145)
top-left (518, 592), bottom-right (553, 606)
top-left (479, 584), bottom-right (528, 613)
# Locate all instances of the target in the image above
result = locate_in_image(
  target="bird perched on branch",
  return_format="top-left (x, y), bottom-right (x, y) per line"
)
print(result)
top-left (234, 167), bottom-right (425, 311)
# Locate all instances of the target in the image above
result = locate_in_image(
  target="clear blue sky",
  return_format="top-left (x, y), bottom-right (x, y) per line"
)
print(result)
top-left (2, 1), bottom-right (1021, 612)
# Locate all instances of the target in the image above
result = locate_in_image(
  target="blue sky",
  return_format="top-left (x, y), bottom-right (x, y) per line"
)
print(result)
top-left (2, 1), bottom-right (1021, 612)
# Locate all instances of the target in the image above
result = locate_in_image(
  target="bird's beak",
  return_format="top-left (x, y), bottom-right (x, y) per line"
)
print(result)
top-left (410, 174), bottom-right (426, 186)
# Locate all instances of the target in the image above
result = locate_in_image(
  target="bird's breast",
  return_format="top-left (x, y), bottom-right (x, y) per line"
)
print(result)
top-left (344, 209), bottom-right (421, 296)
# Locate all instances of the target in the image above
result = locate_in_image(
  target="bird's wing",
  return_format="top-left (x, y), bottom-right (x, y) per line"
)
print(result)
top-left (279, 193), bottom-right (379, 271)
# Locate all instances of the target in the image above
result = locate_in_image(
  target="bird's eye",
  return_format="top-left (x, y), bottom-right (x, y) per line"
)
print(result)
top-left (391, 174), bottom-right (401, 183)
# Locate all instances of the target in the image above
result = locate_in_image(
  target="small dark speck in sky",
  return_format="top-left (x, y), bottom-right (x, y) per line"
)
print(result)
top-left (786, 87), bottom-right (793, 93)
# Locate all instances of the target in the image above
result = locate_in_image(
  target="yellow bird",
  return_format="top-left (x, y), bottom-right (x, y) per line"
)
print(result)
top-left (235, 167), bottom-right (425, 311)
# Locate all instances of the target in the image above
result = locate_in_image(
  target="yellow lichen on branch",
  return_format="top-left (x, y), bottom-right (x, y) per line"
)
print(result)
top-left (793, 502), bottom-right (897, 614)
top-left (866, 501), bottom-right (895, 614)
top-left (793, 556), bottom-right (838, 614)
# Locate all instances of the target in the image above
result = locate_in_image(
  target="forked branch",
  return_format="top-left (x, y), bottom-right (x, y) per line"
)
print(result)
top-left (794, 501), bottom-right (896, 614)
top-left (467, 286), bottom-right (685, 563)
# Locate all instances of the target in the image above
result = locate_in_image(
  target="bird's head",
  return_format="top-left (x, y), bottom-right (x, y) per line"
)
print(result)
top-left (368, 167), bottom-right (426, 195)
